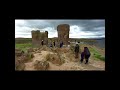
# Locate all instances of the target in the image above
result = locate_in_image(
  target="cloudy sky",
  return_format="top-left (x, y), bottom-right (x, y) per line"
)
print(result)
top-left (15, 19), bottom-right (105, 38)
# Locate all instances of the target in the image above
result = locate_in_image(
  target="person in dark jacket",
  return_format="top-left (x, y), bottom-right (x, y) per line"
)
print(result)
top-left (74, 42), bottom-right (79, 58)
top-left (41, 40), bottom-right (44, 46)
top-left (50, 43), bottom-right (53, 48)
top-left (61, 41), bottom-right (63, 47)
top-left (60, 42), bottom-right (62, 48)
top-left (80, 51), bottom-right (84, 63)
top-left (84, 47), bottom-right (91, 64)
top-left (53, 41), bottom-right (55, 47)
top-left (60, 41), bottom-right (63, 48)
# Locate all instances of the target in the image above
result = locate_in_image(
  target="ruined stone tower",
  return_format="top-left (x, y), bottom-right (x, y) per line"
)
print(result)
top-left (31, 30), bottom-right (48, 47)
top-left (57, 24), bottom-right (70, 45)
top-left (38, 31), bottom-right (48, 45)
top-left (31, 30), bottom-right (40, 47)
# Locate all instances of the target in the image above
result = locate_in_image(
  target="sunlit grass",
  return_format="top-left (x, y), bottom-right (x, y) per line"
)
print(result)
top-left (89, 47), bottom-right (105, 61)
top-left (15, 43), bottom-right (32, 51)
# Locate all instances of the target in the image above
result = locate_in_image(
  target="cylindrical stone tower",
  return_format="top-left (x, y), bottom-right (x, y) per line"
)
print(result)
top-left (57, 24), bottom-right (70, 45)
top-left (31, 30), bottom-right (40, 47)
top-left (44, 31), bottom-right (48, 45)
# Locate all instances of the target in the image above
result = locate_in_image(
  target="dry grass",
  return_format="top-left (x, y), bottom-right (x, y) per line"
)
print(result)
top-left (27, 48), bottom-right (34, 53)
top-left (46, 53), bottom-right (51, 61)
top-left (21, 52), bottom-right (34, 63)
top-left (51, 47), bottom-right (69, 54)
top-left (15, 49), bottom-right (24, 56)
top-left (66, 52), bottom-right (75, 61)
top-left (70, 44), bottom-right (75, 54)
top-left (15, 51), bottom-right (34, 70)
top-left (46, 52), bottom-right (65, 65)
top-left (34, 60), bottom-right (49, 70)
top-left (60, 48), bottom-right (69, 53)
top-left (40, 45), bottom-right (48, 51)
top-left (39, 45), bottom-right (52, 52)
top-left (15, 58), bottom-right (26, 70)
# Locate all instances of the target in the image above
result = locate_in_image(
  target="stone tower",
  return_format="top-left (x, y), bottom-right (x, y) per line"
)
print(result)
top-left (31, 30), bottom-right (48, 47)
top-left (57, 24), bottom-right (70, 45)
top-left (31, 30), bottom-right (40, 47)
top-left (44, 31), bottom-right (48, 45)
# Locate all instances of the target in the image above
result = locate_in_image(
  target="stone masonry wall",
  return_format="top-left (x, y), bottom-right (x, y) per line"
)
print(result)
top-left (31, 30), bottom-right (48, 47)
top-left (57, 24), bottom-right (70, 45)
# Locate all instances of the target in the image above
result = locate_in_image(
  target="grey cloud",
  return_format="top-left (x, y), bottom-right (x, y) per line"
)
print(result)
top-left (15, 19), bottom-right (105, 38)
top-left (16, 19), bottom-right (105, 31)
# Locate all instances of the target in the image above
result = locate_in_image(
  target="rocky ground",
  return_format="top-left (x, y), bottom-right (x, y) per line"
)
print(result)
top-left (15, 45), bottom-right (105, 71)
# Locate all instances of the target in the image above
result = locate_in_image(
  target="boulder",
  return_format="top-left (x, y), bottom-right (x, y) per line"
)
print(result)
top-left (46, 53), bottom-right (65, 65)
top-left (15, 49), bottom-right (24, 56)
top-left (34, 60), bottom-right (49, 70)
top-left (15, 58), bottom-right (25, 70)
top-left (27, 48), bottom-right (34, 53)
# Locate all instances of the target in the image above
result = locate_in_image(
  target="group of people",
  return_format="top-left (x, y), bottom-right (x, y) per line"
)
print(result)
top-left (49, 41), bottom-right (64, 48)
top-left (75, 42), bottom-right (91, 64)
top-left (50, 41), bottom-right (56, 47)
top-left (41, 40), bottom-right (63, 48)
top-left (41, 40), bottom-right (91, 64)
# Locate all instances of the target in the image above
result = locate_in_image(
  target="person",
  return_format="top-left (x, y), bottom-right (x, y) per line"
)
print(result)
top-left (67, 41), bottom-right (70, 48)
top-left (50, 43), bottom-right (53, 48)
top-left (74, 42), bottom-right (79, 58)
top-left (49, 41), bottom-right (53, 48)
top-left (53, 41), bottom-right (55, 47)
top-left (68, 41), bottom-right (70, 44)
top-left (60, 41), bottom-right (63, 48)
top-left (84, 47), bottom-right (91, 64)
top-left (60, 42), bottom-right (62, 48)
top-left (61, 41), bottom-right (63, 47)
top-left (80, 51), bottom-right (84, 63)
top-left (41, 40), bottom-right (44, 46)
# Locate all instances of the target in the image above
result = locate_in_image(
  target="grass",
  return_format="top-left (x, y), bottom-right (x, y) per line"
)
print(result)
top-left (89, 47), bottom-right (105, 61)
top-left (95, 54), bottom-right (105, 61)
top-left (15, 38), bottom-right (32, 44)
top-left (15, 43), bottom-right (32, 51)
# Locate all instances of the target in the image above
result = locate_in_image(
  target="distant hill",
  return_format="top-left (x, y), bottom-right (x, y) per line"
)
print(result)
top-left (15, 38), bottom-right (105, 48)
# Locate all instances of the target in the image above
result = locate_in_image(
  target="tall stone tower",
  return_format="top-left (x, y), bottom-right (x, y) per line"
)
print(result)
top-left (57, 24), bottom-right (70, 45)
top-left (44, 31), bottom-right (48, 45)
top-left (31, 30), bottom-right (41, 47)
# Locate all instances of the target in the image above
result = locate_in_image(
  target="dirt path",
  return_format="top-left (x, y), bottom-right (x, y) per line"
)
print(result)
top-left (24, 50), bottom-right (105, 71)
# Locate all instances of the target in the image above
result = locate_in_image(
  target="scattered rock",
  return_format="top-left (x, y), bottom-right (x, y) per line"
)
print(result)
top-left (27, 48), bottom-right (34, 53)
top-left (15, 57), bottom-right (25, 70)
top-left (46, 53), bottom-right (65, 65)
top-left (31, 53), bottom-right (34, 58)
top-left (21, 52), bottom-right (34, 63)
top-left (34, 60), bottom-right (49, 70)
top-left (15, 49), bottom-right (24, 57)
top-left (33, 48), bottom-right (38, 52)
top-left (35, 50), bottom-right (41, 53)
